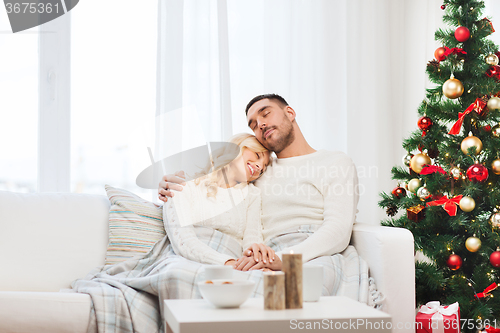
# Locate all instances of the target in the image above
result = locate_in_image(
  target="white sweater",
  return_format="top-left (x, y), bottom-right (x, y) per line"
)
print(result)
top-left (163, 181), bottom-right (263, 265)
top-left (255, 150), bottom-right (359, 262)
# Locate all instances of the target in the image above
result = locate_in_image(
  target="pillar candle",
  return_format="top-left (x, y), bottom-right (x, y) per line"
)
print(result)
top-left (282, 251), bottom-right (303, 309)
top-left (263, 271), bottom-right (285, 310)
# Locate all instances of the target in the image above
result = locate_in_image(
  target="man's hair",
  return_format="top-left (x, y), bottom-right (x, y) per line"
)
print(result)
top-left (245, 94), bottom-right (289, 115)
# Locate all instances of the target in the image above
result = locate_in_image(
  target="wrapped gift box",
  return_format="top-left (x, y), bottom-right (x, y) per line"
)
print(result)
top-left (416, 301), bottom-right (460, 333)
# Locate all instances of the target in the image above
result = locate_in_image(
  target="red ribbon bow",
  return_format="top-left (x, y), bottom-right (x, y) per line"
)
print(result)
top-left (420, 165), bottom-right (446, 175)
top-left (426, 195), bottom-right (463, 216)
top-left (437, 47), bottom-right (467, 63)
top-left (476, 283), bottom-right (498, 298)
top-left (485, 325), bottom-right (500, 333)
top-left (449, 98), bottom-right (487, 135)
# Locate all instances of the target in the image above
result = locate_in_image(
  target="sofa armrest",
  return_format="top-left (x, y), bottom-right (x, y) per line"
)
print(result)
top-left (351, 223), bottom-right (415, 333)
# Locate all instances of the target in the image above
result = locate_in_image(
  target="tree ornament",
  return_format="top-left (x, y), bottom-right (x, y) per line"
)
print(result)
top-left (434, 47), bottom-right (446, 61)
top-left (492, 124), bottom-right (500, 138)
top-left (490, 212), bottom-right (500, 228)
top-left (447, 254), bottom-right (462, 270)
top-left (417, 187), bottom-right (431, 200)
top-left (459, 196), bottom-right (475, 212)
top-left (418, 116), bottom-right (433, 131)
top-left (492, 159), bottom-right (500, 175)
top-left (465, 236), bottom-right (481, 252)
top-left (450, 167), bottom-right (463, 180)
top-left (408, 178), bottom-right (422, 193)
top-left (490, 251), bottom-right (500, 267)
top-left (386, 205), bottom-right (398, 217)
top-left (410, 153), bottom-right (432, 174)
top-left (461, 133), bottom-right (483, 155)
top-left (467, 163), bottom-right (489, 183)
top-left (442, 76), bottom-right (464, 99)
top-left (407, 205), bottom-right (425, 221)
top-left (486, 54), bottom-right (500, 66)
top-left (391, 186), bottom-right (407, 199)
top-left (487, 96), bottom-right (500, 110)
top-left (402, 153), bottom-right (413, 167)
top-left (427, 148), bottom-right (439, 159)
top-left (440, 4), bottom-right (445, 10)
top-left (454, 26), bottom-right (470, 42)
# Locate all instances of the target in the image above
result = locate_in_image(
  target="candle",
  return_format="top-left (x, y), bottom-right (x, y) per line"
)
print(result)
top-left (263, 271), bottom-right (285, 310)
top-left (282, 251), bottom-right (303, 309)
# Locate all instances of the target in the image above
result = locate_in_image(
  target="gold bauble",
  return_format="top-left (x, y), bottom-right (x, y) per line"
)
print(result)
top-left (487, 97), bottom-right (500, 110)
top-left (492, 124), bottom-right (500, 138)
top-left (492, 159), bottom-right (500, 175)
top-left (461, 135), bottom-right (483, 155)
top-left (442, 77), bottom-right (464, 99)
top-left (465, 236), bottom-right (481, 252)
top-left (485, 54), bottom-right (500, 66)
top-left (490, 212), bottom-right (500, 228)
top-left (459, 196), bottom-right (475, 212)
top-left (410, 153), bottom-right (432, 174)
top-left (408, 178), bottom-right (422, 193)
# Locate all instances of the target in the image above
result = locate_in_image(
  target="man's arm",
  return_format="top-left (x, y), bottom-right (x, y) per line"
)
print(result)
top-left (276, 155), bottom-right (359, 262)
top-left (158, 171), bottom-right (186, 202)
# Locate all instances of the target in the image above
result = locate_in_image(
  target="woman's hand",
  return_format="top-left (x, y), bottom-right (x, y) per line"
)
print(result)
top-left (243, 243), bottom-right (275, 264)
top-left (249, 255), bottom-right (282, 271)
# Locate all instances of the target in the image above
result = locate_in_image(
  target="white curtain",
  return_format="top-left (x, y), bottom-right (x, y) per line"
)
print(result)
top-left (156, 0), bottom-right (496, 224)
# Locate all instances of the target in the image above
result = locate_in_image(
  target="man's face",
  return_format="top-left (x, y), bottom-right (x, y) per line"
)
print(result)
top-left (246, 99), bottom-right (295, 154)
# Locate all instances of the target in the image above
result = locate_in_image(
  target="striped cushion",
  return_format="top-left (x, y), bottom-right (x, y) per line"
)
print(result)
top-left (104, 185), bottom-right (165, 265)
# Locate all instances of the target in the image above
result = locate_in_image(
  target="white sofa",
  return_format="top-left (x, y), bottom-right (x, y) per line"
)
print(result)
top-left (0, 190), bottom-right (416, 333)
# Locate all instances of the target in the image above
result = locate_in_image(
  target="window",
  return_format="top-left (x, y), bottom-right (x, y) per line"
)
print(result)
top-left (0, 10), bottom-right (38, 193)
top-left (70, 0), bottom-right (157, 199)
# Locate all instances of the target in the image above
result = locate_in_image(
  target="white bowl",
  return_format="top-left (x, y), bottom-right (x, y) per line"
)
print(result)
top-left (197, 279), bottom-right (255, 308)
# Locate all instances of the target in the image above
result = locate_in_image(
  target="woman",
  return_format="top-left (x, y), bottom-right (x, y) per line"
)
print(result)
top-left (163, 133), bottom-right (275, 268)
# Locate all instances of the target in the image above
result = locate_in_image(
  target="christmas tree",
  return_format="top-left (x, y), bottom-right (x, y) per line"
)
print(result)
top-left (378, 0), bottom-right (500, 330)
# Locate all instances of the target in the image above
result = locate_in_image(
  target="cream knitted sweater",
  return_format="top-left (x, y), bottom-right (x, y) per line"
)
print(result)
top-left (164, 182), bottom-right (263, 265)
top-left (255, 150), bottom-right (359, 262)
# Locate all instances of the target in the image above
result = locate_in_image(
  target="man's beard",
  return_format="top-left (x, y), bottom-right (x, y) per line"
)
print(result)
top-left (264, 119), bottom-right (295, 154)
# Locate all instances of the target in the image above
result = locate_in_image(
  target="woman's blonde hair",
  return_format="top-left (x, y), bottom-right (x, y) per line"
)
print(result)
top-left (193, 133), bottom-right (270, 198)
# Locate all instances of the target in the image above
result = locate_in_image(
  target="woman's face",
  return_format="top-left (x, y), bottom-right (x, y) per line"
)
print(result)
top-left (230, 148), bottom-right (270, 183)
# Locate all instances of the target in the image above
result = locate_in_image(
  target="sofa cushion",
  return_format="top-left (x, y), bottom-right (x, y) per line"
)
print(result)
top-left (0, 291), bottom-right (90, 333)
top-left (0, 191), bottom-right (110, 292)
top-left (104, 185), bottom-right (165, 265)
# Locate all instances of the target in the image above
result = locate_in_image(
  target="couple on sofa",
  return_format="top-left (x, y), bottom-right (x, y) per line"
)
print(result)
top-left (159, 93), bottom-right (359, 271)
top-left (71, 94), bottom-right (374, 333)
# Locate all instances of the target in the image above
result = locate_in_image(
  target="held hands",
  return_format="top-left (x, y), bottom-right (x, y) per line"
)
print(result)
top-left (233, 243), bottom-right (282, 271)
top-left (158, 171), bottom-right (186, 202)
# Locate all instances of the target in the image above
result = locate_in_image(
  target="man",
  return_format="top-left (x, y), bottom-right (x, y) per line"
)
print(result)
top-left (158, 94), bottom-right (359, 271)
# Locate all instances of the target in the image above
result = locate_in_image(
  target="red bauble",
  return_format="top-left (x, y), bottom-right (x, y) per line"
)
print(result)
top-left (434, 47), bottom-right (447, 61)
top-left (467, 164), bottom-right (489, 183)
top-left (441, 5), bottom-right (446, 10)
top-left (455, 26), bottom-right (470, 42)
top-left (490, 251), bottom-right (500, 268)
top-left (392, 186), bottom-right (407, 199)
top-left (447, 254), bottom-right (463, 270)
top-left (418, 116), bottom-right (433, 131)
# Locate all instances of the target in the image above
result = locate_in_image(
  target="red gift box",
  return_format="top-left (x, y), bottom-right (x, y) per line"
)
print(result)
top-left (416, 301), bottom-right (460, 333)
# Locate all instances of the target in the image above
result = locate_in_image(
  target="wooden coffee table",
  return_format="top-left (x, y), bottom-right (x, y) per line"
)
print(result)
top-left (164, 296), bottom-right (392, 333)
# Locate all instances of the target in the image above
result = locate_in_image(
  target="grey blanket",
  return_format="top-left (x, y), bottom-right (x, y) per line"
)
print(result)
top-left (70, 225), bottom-right (376, 333)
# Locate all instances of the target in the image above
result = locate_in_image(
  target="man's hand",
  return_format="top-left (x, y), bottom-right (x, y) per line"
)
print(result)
top-left (158, 171), bottom-right (186, 202)
top-left (243, 243), bottom-right (275, 264)
top-left (224, 259), bottom-right (237, 268)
